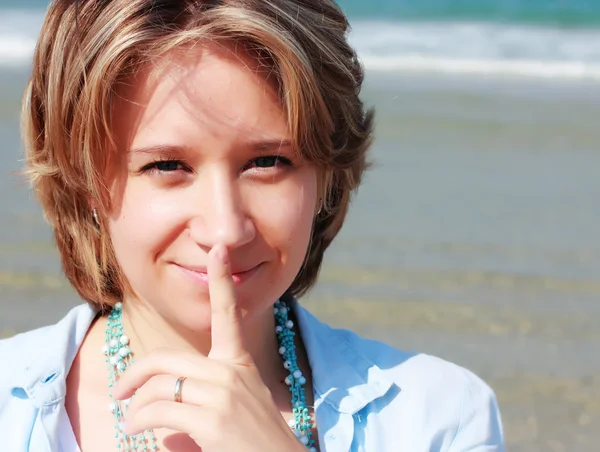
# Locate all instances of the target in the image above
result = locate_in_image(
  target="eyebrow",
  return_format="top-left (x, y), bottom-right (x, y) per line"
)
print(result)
top-left (129, 139), bottom-right (293, 156)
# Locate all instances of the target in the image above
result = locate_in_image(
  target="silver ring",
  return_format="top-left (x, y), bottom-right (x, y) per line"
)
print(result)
top-left (173, 376), bottom-right (187, 403)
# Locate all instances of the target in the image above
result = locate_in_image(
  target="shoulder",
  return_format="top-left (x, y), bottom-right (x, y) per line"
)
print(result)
top-left (333, 325), bottom-right (492, 395)
top-left (295, 301), bottom-right (496, 403)
top-left (0, 304), bottom-right (97, 448)
top-left (340, 327), bottom-right (490, 394)
top-left (0, 303), bottom-right (96, 356)
top-left (0, 303), bottom-right (97, 394)
top-left (335, 327), bottom-right (505, 449)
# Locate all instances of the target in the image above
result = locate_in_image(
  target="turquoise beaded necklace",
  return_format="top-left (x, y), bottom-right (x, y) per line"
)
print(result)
top-left (274, 299), bottom-right (316, 450)
top-left (103, 300), bottom-right (315, 451)
top-left (104, 302), bottom-right (157, 450)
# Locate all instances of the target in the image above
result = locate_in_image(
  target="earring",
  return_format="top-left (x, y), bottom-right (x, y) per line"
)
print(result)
top-left (316, 200), bottom-right (323, 216)
top-left (92, 208), bottom-right (100, 225)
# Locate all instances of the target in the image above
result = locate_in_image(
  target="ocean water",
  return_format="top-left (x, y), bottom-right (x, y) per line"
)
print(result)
top-left (2, 0), bottom-right (600, 80)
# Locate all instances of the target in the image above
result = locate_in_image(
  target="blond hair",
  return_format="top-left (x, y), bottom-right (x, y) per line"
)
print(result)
top-left (22, 0), bottom-right (374, 310)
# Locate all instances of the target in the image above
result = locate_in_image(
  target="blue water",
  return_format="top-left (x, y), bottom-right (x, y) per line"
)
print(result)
top-left (5, 0), bottom-right (600, 25)
top-left (340, 0), bottom-right (600, 26)
top-left (2, 0), bottom-right (600, 80)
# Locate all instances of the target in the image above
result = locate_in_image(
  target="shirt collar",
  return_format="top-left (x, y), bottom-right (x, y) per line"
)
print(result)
top-left (290, 298), bottom-right (395, 415)
top-left (9, 304), bottom-right (97, 407)
top-left (10, 299), bottom-right (395, 414)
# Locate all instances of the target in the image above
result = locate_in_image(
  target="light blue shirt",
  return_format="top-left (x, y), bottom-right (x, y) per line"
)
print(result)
top-left (0, 301), bottom-right (504, 451)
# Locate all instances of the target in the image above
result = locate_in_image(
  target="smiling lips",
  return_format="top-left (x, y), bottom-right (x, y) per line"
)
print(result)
top-left (175, 262), bottom-right (262, 286)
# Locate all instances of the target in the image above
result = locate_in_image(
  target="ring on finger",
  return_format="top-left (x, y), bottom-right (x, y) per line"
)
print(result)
top-left (173, 376), bottom-right (187, 403)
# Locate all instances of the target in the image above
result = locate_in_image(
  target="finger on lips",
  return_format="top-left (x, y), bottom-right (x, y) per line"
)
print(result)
top-left (115, 243), bottom-right (258, 440)
top-left (207, 244), bottom-right (248, 362)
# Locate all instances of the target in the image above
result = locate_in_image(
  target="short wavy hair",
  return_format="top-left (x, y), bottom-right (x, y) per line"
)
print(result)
top-left (22, 0), bottom-right (374, 310)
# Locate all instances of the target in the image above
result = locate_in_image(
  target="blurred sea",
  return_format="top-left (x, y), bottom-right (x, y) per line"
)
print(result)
top-left (1, 1), bottom-right (600, 450)
top-left (4, 0), bottom-right (600, 79)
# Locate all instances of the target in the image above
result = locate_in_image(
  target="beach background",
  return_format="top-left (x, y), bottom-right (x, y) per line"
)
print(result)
top-left (1, 0), bottom-right (599, 450)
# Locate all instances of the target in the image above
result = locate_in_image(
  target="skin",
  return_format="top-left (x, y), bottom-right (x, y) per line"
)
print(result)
top-left (65, 43), bottom-right (320, 451)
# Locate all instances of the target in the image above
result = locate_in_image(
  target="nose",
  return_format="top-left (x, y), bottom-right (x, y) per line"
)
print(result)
top-left (188, 168), bottom-right (255, 250)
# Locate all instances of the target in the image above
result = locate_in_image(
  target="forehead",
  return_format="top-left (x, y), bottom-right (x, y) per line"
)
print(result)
top-left (112, 44), bottom-right (289, 152)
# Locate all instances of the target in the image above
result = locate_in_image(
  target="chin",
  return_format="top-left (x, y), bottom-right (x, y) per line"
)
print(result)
top-left (169, 300), bottom-right (213, 333)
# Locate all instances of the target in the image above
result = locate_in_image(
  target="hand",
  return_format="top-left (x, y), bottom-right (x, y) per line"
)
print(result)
top-left (113, 244), bottom-right (306, 452)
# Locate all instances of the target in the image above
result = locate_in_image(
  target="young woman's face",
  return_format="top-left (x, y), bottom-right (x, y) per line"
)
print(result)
top-left (107, 45), bottom-right (318, 332)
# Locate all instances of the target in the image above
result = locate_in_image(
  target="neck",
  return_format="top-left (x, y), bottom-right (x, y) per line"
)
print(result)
top-left (119, 296), bottom-right (286, 388)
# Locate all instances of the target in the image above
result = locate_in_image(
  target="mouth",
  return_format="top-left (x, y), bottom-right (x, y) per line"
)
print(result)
top-left (174, 262), bottom-right (263, 286)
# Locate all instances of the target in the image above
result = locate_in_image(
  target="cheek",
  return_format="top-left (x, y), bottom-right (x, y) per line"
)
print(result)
top-left (108, 182), bottom-right (182, 258)
top-left (252, 173), bottom-right (317, 257)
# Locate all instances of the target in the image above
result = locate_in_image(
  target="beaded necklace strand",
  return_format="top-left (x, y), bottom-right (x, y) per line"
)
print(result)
top-left (103, 300), bottom-right (316, 451)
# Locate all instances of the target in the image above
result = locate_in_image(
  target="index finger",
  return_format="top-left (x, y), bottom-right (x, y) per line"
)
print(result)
top-left (207, 244), bottom-right (248, 362)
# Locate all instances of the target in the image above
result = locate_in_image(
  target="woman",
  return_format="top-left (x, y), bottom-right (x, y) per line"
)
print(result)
top-left (0, 0), bottom-right (504, 451)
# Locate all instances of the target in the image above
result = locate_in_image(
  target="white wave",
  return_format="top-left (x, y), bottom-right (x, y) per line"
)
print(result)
top-left (348, 20), bottom-right (600, 81)
top-left (359, 54), bottom-right (600, 81)
top-left (348, 20), bottom-right (600, 63)
top-left (0, 9), bottom-right (44, 67)
top-left (0, 35), bottom-right (36, 67)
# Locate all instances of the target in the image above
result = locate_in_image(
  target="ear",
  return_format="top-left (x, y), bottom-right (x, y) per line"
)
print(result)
top-left (88, 197), bottom-right (99, 211)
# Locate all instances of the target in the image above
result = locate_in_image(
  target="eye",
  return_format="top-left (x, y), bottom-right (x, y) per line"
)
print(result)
top-left (248, 155), bottom-right (292, 169)
top-left (139, 159), bottom-right (188, 173)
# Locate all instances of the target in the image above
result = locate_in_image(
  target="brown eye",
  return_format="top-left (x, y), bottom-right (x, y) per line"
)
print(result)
top-left (254, 156), bottom-right (279, 168)
top-left (140, 159), bottom-right (187, 173)
top-left (154, 160), bottom-right (182, 171)
top-left (250, 155), bottom-right (292, 169)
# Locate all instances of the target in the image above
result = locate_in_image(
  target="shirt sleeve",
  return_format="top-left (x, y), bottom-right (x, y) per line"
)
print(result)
top-left (447, 369), bottom-right (506, 452)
